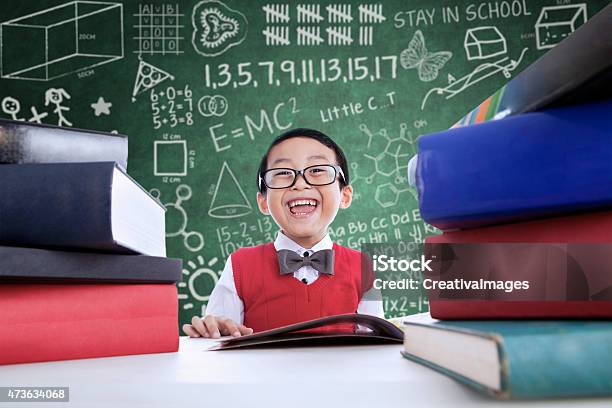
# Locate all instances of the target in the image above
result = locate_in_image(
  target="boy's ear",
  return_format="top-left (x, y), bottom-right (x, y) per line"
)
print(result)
top-left (339, 185), bottom-right (353, 209)
top-left (257, 192), bottom-right (270, 215)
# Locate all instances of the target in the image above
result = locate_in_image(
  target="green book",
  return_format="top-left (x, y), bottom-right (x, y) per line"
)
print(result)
top-left (401, 313), bottom-right (612, 399)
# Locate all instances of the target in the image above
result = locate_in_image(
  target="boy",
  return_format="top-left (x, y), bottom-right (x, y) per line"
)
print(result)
top-left (183, 128), bottom-right (384, 338)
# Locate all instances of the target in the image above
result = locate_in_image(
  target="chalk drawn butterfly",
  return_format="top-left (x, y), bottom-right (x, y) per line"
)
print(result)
top-left (400, 30), bottom-right (452, 82)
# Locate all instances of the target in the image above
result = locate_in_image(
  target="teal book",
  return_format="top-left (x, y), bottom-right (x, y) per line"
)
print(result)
top-left (401, 313), bottom-right (612, 399)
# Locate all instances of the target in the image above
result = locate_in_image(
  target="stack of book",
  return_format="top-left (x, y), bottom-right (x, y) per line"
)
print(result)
top-left (402, 5), bottom-right (612, 400)
top-left (0, 120), bottom-right (181, 365)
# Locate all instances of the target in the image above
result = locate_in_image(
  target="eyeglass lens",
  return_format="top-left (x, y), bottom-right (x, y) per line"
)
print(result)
top-left (264, 165), bottom-right (337, 188)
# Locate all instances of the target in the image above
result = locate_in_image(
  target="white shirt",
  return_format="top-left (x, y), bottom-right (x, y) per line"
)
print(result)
top-left (205, 232), bottom-right (385, 324)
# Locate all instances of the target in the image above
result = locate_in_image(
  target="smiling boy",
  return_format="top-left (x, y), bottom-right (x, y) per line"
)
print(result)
top-left (183, 128), bottom-right (383, 338)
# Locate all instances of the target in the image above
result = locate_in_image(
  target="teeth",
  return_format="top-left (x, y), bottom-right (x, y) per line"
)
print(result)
top-left (288, 199), bottom-right (317, 208)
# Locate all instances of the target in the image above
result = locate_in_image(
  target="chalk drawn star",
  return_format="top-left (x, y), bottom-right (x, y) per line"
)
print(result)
top-left (91, 97), bottom-right (112, 116)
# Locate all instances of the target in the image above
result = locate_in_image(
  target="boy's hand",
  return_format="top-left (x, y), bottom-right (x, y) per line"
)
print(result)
top-left (182, 315), bottom-right (253, 338)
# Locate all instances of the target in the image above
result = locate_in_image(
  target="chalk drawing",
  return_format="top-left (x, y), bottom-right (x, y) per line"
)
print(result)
top-left (400, 30), bottom-right (452, 82)
top-left (208, 162), bottom-right (253, 219)
top-left (0, 2), bottom-right (124, 81)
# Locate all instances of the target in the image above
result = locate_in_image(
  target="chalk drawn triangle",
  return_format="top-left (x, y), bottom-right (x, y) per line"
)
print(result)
top-left (131, 56), bottom-right (174, 102)
top-left (208, 162), bottom-right (252, 219)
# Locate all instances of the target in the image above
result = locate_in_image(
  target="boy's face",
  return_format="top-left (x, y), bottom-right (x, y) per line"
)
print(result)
top-left (257, 137), bottom-right (353, 248)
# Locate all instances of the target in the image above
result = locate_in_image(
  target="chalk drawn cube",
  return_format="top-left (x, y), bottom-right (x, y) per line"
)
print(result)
top-left (535, 4), bottom-right (587, 50)
top-left (1, 1), bottom-right (123, 81)
top-left (464, 27), bottom-right (507, 61)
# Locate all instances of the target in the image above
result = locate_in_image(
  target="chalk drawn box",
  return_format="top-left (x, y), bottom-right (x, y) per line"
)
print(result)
top-left (464, 27), bottom-right (507, 60)
top-left (0, 1), bottom-right (123, 81)
top-left (535, 4), bottom-right (587, 50)
top-left (154, 140), bottom-right (187, 177)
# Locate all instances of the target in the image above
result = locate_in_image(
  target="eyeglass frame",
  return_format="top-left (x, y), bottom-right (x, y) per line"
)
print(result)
top-left (259, 164), bottom-right (346, 190)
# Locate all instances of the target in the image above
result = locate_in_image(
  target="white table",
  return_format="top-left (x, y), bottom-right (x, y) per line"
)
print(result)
top-left (0, 337), bottom-right (610, 407)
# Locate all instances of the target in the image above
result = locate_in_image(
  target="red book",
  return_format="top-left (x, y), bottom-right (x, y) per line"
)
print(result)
top-left (0, 284), bottom-right (178, 365)
top-left (425, 211), bottom-right (612, 319)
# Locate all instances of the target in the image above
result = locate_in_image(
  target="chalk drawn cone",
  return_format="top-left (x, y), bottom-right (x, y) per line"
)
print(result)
top-left (208, 162), bottom-right (252, 219)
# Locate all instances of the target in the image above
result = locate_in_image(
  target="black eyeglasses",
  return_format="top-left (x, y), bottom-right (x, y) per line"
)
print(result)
top-left (259, 164), bottom-right (346, 190)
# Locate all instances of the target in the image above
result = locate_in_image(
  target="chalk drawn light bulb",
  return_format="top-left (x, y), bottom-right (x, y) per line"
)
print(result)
top-left (188, 267), bottom-right (218, 302)
top-left (178, 255), bottom-right (221, 315)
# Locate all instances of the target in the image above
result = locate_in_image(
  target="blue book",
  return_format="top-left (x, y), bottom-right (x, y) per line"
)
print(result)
top-left (415, 100), bottom-right (612, 230)
top-left (401, 313), bottom-right (612, 399)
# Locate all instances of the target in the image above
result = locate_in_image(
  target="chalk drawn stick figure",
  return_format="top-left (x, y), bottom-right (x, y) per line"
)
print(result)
top-left (45, 88), bottom-right (72, 127)
top-left (1, 96), bottom-right (24, 120)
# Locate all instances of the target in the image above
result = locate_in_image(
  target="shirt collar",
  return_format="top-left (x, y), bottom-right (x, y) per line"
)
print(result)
top-left (274, 231), bottom-right (333, 255)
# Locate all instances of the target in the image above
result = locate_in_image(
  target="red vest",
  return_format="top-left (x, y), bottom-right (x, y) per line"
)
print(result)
top-left (232, 242), bottom-right (369, 332)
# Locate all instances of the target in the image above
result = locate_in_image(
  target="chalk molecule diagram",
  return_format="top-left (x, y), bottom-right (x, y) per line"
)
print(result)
top-left (351, 122), bottom-right (421, 208)
top-left (150, 184), bottom-right (204, 252)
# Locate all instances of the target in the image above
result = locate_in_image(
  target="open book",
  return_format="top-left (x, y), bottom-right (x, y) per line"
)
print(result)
top-left (208, 313), bottom-right (404, 350)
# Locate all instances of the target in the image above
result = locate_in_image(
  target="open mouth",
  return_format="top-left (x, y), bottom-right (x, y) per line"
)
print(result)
top-left (287, 199), bottom-right (318, 216)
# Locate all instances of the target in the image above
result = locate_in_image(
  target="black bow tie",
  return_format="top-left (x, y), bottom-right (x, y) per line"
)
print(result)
top-left (277, 249), bottom-right (334, 275)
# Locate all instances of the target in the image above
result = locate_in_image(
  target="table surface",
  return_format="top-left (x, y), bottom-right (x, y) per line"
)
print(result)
top-left (0, 337), bottom-right (610, 408)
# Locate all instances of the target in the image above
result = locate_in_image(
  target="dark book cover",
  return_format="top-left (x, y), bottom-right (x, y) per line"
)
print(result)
top-left (0, 162), bottom-right (166, 255)
top-left (0, 245), bottom-right (182, 283)
top-left (0, 119), bottom-right (128, 169)
top-left (209, 313), bottom-right (404, 350)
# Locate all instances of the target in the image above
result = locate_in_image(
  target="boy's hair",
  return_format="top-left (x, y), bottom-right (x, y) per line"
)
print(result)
top-left (257, 128), bottom-right (350, 194)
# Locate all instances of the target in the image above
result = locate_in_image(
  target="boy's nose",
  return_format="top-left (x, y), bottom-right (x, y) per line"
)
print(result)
top-left (292, 173), bottom-right (311, 189)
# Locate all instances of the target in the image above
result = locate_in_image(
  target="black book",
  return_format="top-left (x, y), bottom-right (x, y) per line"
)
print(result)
top-left (0, 162), bottom-right (166, 256)
top-left (0, 245), bottom-right (181, 283)
top-left (0, 119), bottom-right (128, 169)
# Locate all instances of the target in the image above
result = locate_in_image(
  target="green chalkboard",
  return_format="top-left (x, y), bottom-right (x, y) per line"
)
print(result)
top-left (1, 0), bottom-right (608, 325)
